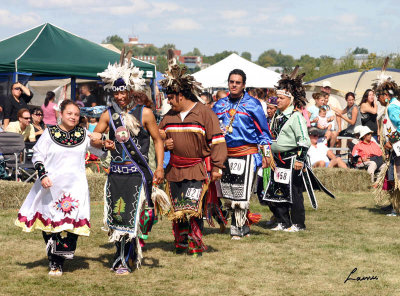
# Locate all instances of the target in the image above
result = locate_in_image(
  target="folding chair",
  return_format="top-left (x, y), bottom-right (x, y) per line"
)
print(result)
top-left (0, 132), bottom-right (37, 182)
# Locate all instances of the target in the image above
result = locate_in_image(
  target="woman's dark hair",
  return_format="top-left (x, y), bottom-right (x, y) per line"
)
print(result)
top-left (60, 99), bottom-right (80, 113)
top-left (10, 82), bottom-right (19, 91)
top-left (228, 69), bottom-right (246, 84)
top-left (345, 92), bottom-right (355, 101)
top-left (132, 91), bottom-right (154, 109)
top-left (30, 107), bottom-right (43, 115)
top-left (359, 89), bottom-right (374, 107)
top-left (44, 91), bottom-right (55, 107)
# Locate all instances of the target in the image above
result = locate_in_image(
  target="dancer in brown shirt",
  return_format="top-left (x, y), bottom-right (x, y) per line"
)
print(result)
top-left (159, 50), bottom-right (227, 256)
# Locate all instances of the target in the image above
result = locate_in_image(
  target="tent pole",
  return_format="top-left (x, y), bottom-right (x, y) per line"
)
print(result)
top-left (71, 76), bottom-right (76, 101)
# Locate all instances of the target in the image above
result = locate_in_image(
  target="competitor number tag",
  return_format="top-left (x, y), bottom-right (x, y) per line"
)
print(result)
top-left (228, 159), bottom-right (246, 175)
top-left (186, 188), bottom-right (202, 200)
top-left (274, 167), bottom-right (291, 184)
top-left (393, 141), bottom-right (400, 156)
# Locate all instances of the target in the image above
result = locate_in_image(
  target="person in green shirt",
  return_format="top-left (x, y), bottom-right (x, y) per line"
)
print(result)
top-left (263, 70), bottom-right (310, 232)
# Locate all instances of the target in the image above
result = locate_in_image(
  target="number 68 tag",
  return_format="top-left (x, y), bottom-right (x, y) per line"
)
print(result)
top-left (393, 141), bottom-right (400, 156)
top-left (274, 167), bottom-right (291, 184)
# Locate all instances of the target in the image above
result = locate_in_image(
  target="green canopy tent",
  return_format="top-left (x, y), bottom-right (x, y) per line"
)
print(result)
top-left (0, 23), bottom-right (156, 101)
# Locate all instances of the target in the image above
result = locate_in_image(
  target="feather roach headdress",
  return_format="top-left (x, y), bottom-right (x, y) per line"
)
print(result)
top-left (372, 57), bottom-right (399, 97)
top-left (98, 47), bottom-right (146, 92)
top-left (98, 48), bottom-right (145, 136)
top-left (159, 49), bottom-right (203, 101)
top-left (275, 65), bottom-right (307, 108)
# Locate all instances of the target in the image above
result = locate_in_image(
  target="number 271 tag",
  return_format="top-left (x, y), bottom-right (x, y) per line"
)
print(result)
top-left (274, 167), bottom-right (291, 184)
top-left (393, 141), bottom-right (400, 156)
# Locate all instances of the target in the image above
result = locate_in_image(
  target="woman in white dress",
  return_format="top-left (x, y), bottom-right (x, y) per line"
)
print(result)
top-left (15, 100), bottom-right (97, 276)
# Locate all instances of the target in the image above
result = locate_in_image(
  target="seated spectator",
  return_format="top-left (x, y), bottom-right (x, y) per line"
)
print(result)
top-left (3, 82), bottom-right (33, 129)
top-left (316, 107), bottom-right (335, 144)
top-left (308, 93), bottom-right (335, 145)
top-left (352, 126), bottom-right (384, 182)
top-left (335, 92), bottom-right (362, 137)
top-left (359, 89), bottom-right (378, 141)
top-left (307, 128), bottom-right (347, 168)
top-left (30, 107), bottom-right (45, 141)
top-left (5, 108), bottom-right (35, 142)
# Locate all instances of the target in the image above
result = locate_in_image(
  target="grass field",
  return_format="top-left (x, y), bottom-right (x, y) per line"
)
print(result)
top-left (1, 191), bottom-right (399, 296)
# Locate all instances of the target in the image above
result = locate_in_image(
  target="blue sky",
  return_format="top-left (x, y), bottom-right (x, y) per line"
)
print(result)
top-left (1, 0), bottom-right (400, 60)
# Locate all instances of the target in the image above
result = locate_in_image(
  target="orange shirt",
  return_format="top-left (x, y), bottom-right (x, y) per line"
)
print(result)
top-left (352, 140), bottom-right (382, 161)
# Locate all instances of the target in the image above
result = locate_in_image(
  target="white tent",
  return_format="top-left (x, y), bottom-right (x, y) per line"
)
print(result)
top-left (193, 53), bottom-right (281, 88)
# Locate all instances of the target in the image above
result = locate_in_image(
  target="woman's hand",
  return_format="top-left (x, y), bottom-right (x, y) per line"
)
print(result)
top-left (89, 132), bottom-right (102, 141)
top-left (41, 176), bottom-right (53, 189)
top-left (104, 139), bottom-right (115, 151)
top-left (153, 167), bottom-right (164, 184)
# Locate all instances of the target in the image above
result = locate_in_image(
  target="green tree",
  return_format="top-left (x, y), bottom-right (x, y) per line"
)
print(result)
top-left (241, 51), bottom-right (252, 61)
top-left (142, 45), bottom-right (160, 56)
top-left (155, 56), bottom-right (168, 73)
top-left (352, 47), bottom-right (368, 55)
top-left (339, 53), bottom-right (357, 71)
top-left (257, 50), bottom-right (277, 67)
top-left (159, 43), bottom-right (176, 55)
top-left (184, 47), bottom-right (202, 56)
top-left (203, 50), bottom-right (237, 65)
top-left (102, 35), bottom-right (125, 50)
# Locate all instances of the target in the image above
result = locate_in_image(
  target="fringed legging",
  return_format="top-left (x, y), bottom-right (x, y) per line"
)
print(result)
top-left (173, 217), bottom-right (205, 255)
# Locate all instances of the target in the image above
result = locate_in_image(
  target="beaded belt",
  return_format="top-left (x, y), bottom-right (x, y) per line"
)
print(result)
top-left (110, 163), bottom-right (138, 174)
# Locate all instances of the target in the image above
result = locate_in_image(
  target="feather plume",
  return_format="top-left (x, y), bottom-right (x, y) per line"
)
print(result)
top-left (151, 186), bottom-right (171, 216)
top-left (97, 47), bottom-right (145, 92)
top-left (372, 57), bottom-right (399, 96)
top-left (159, 48), bottom-right (204, 101)
top-left (382, 56), bottom-right (389, 73)
top-left (125, 50), bottom-right (133, 64)
top-left (119, 47), bottom-right (126, 66)
top-left (276, 66), bottom-right (307, 108)
top-left (289, 65), bottom-right (299, 79)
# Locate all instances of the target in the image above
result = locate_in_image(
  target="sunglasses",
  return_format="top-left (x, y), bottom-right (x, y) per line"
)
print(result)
top-left (34, 113), bottom-right (43, 116)
top-left (22, 117), bottom-right (31, 120)
top-left (13, 87), bottom-right (21, 91)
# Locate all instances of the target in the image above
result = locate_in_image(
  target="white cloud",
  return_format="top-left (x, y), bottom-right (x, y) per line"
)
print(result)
top-left (221, 10), bottom-right (248, 20)
top-left (166, 18), bottom-right (201, 31)
top-left (226, 26), bottom-right (251, 37)
top-left (337, 14), bottom-right (357, 25)
top-left (0, 9), bottom-right (41, 28)
top-left (150, 2), bottom-right (182, 16)
top-left (27, 0), bottom-right (101, 8)
top-left (280, 15), bottom-right (296, 25)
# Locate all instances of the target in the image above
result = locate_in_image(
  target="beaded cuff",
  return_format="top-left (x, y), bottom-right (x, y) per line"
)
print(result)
top-left (34, 161), bottom-right (47, 180)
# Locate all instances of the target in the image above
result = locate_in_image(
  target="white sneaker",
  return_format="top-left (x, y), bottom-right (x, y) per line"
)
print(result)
top-left (283, 225), bottom-right (299, 232)
top-left (270, 223), bottom-right (284, 231)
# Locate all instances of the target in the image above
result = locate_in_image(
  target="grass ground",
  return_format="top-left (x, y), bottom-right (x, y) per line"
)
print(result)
top-left (0, 191), bottom-right (399, 296)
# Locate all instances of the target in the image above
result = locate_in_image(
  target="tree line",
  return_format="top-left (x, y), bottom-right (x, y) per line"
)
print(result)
top-left (103, 35), bottom-right (400, 81)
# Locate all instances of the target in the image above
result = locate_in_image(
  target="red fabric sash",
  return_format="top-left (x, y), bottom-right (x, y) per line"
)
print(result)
top-left (170, 154), bottom-right (203, 168)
